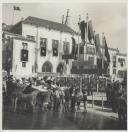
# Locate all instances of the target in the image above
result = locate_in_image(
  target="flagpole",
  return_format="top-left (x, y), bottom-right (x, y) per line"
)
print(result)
top-left (12, 7), bottom-right (14, 25)
top-left (102, 33), bottom-right (104, 75)
top-left (35, 25), bottom-right (38, 73)
top-left (102, 33), bottom-right (105, 111)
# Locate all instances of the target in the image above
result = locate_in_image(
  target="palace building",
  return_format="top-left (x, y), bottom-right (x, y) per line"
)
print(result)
top-left (2, 16), bottom-right (79, 77)
top-left (2, 16), bottom-right (127, 80)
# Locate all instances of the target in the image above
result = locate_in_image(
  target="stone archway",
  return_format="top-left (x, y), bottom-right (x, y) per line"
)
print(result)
top-left (42, 61), bottom-right (53, 72)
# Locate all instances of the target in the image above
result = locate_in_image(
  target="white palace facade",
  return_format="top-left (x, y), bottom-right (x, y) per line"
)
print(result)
top-left (2, 16), bottom-right (127, 80)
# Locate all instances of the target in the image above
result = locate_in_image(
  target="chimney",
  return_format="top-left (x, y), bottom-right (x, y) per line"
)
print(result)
top-left (65, 9), bottom-right (70, 26)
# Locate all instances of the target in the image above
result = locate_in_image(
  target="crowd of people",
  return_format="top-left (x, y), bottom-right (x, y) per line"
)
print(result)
top-left (3, 75), bottom-right (88, 113)
top-left (2, 74), bottom-right (127, 128)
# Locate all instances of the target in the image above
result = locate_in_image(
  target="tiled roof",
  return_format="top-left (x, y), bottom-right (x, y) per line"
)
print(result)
top-left (23, 16), bottom-right (77, 34)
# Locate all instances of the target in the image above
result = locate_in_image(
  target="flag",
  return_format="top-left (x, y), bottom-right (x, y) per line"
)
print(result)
top-left (94, 34), bottom-right (103, 75)
top-left (53, 48), bottom-right (58, 56)
top-left (40, 40), bottom-right (47, 56)
top-left (88, 20), bottom-right (94, 43)
top-left (40, 47), bottom-right (46, 56)
top-left (74, 44), bottom-right (78, 60)
top-left (21, 49), bottom-right (28, 61)
top-left (71, 37), bottom-right (78, 60)
top-left (13, 6), bottom-right (21, 11)
top-left (71, 37), bottom-right (76, 54)
top-left (52, 40), bottom-right (58, 56)
top-left (101, 36), bottom-right (110, 74)
top-left (95, 34), bottom-right (102, 58)
top-left (97, 58), bottom-right (102, 75)
top-left (63, 42), bottom-right (69, 64)
top-left (103, 36), bottom-right (110, 63)
top-left (80, 21), bottom-right (86, 44)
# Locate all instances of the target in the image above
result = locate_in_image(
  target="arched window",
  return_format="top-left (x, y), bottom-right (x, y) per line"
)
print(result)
top-left (56, 63), bottom-right (66, 74)
top-left (42, 61), bottom-right (53, 72)
top-left (57, 64), bottom-right (63, 74)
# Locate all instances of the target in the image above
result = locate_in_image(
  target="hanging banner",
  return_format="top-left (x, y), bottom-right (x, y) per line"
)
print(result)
top-left (21, 49), bottom-right (28, 61)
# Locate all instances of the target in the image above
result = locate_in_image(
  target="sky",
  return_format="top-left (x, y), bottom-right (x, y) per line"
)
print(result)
top-left (2, 3), bottom-right (127, 53)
